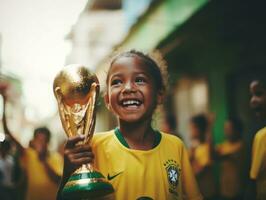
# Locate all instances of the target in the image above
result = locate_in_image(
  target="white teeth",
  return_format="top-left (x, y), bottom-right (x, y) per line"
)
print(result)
top-left (122, 100), bottom-right (140, 106)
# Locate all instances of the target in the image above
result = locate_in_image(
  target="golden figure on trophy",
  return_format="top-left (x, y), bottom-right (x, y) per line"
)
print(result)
top-left (53, 64), bottom-right (114, 199)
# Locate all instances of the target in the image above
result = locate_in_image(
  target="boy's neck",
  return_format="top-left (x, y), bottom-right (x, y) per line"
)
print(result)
top-left (118, 120), bottom-right (155, 150)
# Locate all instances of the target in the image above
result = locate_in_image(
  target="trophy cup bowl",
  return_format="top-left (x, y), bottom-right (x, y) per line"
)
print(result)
top-left (53, 64), bottom-right (114, 199)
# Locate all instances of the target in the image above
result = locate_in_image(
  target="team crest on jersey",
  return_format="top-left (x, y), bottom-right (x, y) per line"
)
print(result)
top-left (164, 159), bottom-right (181, 190)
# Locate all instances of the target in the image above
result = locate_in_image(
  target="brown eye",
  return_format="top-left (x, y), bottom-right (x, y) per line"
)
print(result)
top-left (135, 77), bottom-right (146, 84)
top-left (111, 79), bottom-right (122, 86)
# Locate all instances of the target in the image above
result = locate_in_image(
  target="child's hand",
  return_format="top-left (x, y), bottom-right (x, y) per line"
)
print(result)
top-left (64, 135), bottom-right (94, 173)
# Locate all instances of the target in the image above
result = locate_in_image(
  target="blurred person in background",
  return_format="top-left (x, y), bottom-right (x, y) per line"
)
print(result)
top-left (212, 117), bottom-right (246, 200)
top-left (189, 114), bottom-right (217, 200)
top-left (0, 87), bottom-right (24, 200)
top-left (1, 89), bottom-right (63, 200)
top-left (0, 136), bottom-right (23, 200)
top-left (245, 76), bottom-right (266, 200)
top-left (161, 112), bottom-right (182, 139)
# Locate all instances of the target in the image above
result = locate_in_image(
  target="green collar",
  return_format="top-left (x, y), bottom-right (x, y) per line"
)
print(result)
top-left (114, 127), bottom-right (161, 149)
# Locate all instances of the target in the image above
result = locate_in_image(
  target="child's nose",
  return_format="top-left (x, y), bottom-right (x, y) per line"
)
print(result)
top-left (123, 81), bottom-right (136, 93)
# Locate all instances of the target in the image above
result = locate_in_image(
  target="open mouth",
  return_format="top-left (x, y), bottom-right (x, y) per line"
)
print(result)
top-left (120, 99), bottom-right (142, 108)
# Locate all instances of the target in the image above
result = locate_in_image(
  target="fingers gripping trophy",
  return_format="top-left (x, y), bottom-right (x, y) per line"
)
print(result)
top-left (53, 64), bottom-right (114, 199)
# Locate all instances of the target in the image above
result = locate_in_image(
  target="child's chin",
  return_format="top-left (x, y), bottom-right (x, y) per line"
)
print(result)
top-left (120, 116), bottom-right (143, 123)
top-left (123, 118), bottom-right (142, 123)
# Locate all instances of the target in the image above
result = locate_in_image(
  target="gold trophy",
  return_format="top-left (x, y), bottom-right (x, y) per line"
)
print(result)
top-left (53, 64), bottom-right (114, 199)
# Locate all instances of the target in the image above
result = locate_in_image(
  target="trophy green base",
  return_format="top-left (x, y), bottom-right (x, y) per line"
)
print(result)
top-left (62, 165), bottom-right (114, 200)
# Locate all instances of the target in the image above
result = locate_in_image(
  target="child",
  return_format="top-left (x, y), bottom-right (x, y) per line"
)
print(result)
top-left (245, 77), bottom-right (266, 200)
top-left (188, 114), bottom-right (216, 200)
top-left (1, 90), bottom-right (63, 200)
top-left (57, 50), bottom-right (203, 200)
top-left (215, 118), bottom-right (246, 200)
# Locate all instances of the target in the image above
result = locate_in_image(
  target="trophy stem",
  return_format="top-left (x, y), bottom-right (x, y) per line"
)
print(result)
top-left (81, 163), bottom-right (93, 172)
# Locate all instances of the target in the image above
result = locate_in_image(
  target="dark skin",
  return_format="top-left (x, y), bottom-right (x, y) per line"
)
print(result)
top-left (57, 56), bottom-right (163, 199)
top-left (250, 80), bottom-right (266, 120)
top-left (245, 80), bottom-right (266, 200)
top-left (105, 56), bottom-right (162, 150)
top-left (1, 92), bottom-right (61, 185)
top-left (118, 121), bottom-right (156, 150)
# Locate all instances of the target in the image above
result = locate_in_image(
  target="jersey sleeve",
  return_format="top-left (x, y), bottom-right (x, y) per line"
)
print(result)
top-left (181, 143), bottom-right (203, 200)
top-left (250, 132), bottom-right (266, 179)
top-left (48, 152), bottom-right (64, 176)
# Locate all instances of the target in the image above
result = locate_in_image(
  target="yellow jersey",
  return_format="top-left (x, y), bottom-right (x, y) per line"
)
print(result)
top-left (91, 130), bottom-right (203, 200)
top-left (250, 126), bottom-right (266, 200)
top-left (194, 143), bottom-right (212, 167)
top-left (21, 148), bottom-right (63, 200)
top-left (192, 143), bottom-right (216, 198)
top-left (216, 141), bottom-right (245, 198)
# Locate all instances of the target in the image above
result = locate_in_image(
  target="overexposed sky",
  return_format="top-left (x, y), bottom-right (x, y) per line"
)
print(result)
top-left (0, 0), bottom-right (88, 120)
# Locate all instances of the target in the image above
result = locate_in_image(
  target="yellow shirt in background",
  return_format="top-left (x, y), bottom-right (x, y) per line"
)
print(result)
top-left (216, 141), bottom-right (245, 198)
top-left (92, 130), bottom-right (203, 200)
top-left (21, 148), bottom-right (63, 200)
top-left (193, 143), bottom-right (216, 198)
top-left (250, 126), bottom-right (266, 200)
top-left (194, 143), bottom-right (212, 167)
top-left (216, 141), bottom-right (243, 155)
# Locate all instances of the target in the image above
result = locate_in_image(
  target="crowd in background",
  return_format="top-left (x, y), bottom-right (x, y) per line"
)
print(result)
top-left (0, 75), bottom-right (265, 200)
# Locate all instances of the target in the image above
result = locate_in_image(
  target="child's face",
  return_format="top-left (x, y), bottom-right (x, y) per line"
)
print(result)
top-left (105, 56), bottom-right (162, 123)
top-left (32, 133), bottom-right (49, 152)
top-left (250, 80), bottom-right (266, 119)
